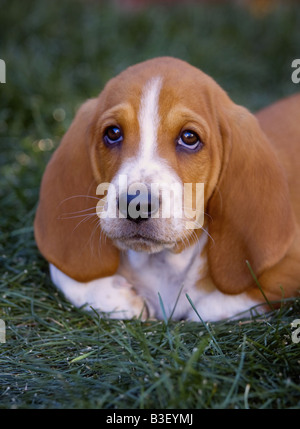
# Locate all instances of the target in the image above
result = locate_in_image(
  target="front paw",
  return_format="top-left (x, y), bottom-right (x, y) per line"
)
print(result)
top-left (109, 275), bottom-right (149, 320)
top-left (50, 264), bottom-right (149, 320)
top-left (84, 275), bottom-right (148, 320)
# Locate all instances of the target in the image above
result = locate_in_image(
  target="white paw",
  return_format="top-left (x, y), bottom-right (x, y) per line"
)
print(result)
top-left (50, 264), bottom-right (148, 320)
top-left (89, 275), bottom-right (148, 320)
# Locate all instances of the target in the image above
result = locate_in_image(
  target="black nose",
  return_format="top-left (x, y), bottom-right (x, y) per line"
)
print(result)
top-left (118, 189), bottom-right (159, 223)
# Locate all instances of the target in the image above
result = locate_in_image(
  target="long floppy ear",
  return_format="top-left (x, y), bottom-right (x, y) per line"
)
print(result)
top-left (207, 102), bottom-right (295, 294)
top-left (34, 99), bottom-right (120, 282)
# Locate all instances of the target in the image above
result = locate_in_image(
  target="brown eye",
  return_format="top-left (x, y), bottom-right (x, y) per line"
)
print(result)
top-left (103, 126), bottom-right (123, 146)
top-left (177, 130), bottom-right (202, 151)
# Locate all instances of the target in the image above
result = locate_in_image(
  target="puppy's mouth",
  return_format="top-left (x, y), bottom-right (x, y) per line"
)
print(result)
top-left (114, 233), bottom-right (175, 253)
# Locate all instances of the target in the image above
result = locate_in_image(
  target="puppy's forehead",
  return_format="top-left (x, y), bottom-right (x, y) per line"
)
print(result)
top-left (101, 57), bottom-right (212, 112)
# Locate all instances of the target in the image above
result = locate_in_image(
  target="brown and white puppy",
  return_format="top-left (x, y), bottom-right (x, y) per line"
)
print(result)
top-left (34, 57), bottom-right (300, 321)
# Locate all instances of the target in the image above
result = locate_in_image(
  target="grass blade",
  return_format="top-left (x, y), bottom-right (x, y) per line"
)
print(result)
top-left (186, 293), bottom-right (225, 357)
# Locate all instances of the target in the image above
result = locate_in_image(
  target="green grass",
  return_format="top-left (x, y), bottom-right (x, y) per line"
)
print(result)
top-left (1, 0), bottom-right (300, 409)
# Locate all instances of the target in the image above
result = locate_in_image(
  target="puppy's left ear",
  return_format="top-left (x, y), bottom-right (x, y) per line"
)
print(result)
top-left (207, 102), bottom-right (295, 294)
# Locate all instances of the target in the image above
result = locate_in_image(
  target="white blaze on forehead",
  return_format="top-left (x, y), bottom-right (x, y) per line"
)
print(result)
top-left (111, 74), bottom-right (182, 206)
top-left (138, 76), bottom-right (162, 161)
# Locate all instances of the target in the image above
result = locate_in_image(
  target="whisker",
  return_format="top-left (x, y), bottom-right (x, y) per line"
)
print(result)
top-left (181, 205), bottom-right (212, 222)
top-left (88, 217), bottom-right (102, 257)
top-left (203, 211), bottom-right (213, 222)
top-left (199, 226), bottom-right (215, 245)
top-left (188, 230), bottom-right (200, 248)
top-left (180, 228), bottom-right (191, 251)
top-left (71, 214), bottom-right (97, 234)
top-left (99, 226), bottom-right (109, 253)
top-left (58, 194), bottom-right (101, 207)
top-left (59, 202), bottom-right (108, 220)
top-left (59, 213), bottom-right (98, 220)
top-left (60, 206), bottom-right (98, 216)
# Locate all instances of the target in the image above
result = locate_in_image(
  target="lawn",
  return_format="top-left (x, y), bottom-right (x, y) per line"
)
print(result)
top-left (0, 0), bottom-right (300, 409)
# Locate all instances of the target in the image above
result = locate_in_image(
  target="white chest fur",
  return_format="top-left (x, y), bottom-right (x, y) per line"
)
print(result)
top-left (119, 235), bottom-right (207, 320)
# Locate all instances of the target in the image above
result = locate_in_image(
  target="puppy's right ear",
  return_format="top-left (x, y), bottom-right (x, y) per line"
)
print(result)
top-left (34, 99), bottom-right (120, 282)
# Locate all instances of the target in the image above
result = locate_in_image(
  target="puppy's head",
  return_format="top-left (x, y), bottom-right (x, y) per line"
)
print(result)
top-left (35, 57), bottom-right (295, 292)
top-left (91, 58), bottom-right (221, 254)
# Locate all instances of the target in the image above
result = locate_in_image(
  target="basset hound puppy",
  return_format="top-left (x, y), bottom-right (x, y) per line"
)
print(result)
top-left (34, 57), bottom-right (300, 321)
